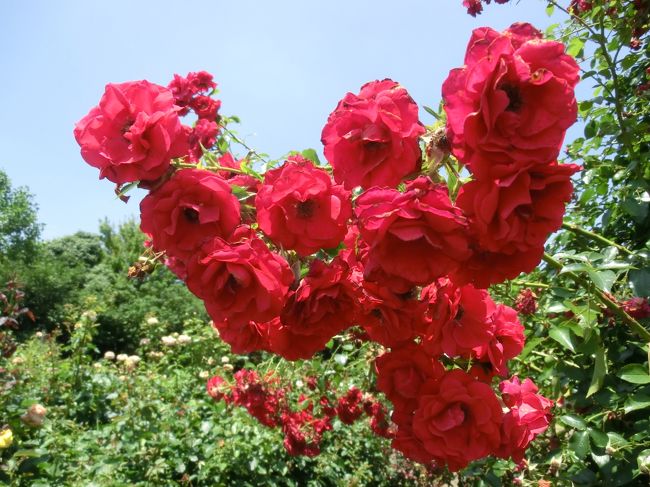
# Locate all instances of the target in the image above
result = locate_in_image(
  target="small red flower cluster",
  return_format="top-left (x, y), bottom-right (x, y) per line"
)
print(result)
top-left (207, 371), bottom-right (392, 456)
top-left (462, 0), bottom-right (510, 17)
top-left (75, 23), bottom-right (573, 469)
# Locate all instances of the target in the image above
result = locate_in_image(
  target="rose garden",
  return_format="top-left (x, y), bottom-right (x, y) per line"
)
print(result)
top-left (1, 1), bottom-right (649, 485)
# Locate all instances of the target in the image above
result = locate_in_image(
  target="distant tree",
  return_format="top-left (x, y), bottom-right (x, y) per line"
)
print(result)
top-left (0, 169), bottom-right (41, 264)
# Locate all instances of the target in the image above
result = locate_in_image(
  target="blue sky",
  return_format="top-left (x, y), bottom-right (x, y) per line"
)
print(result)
top-left (0, 0), bottom-right (556, 239)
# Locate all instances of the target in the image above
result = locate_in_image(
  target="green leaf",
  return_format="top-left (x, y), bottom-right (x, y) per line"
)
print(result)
top-left (607, 432), bottom-right (628, 451)
top-left (549, 326), bottom-right (576, 352)
top-left (624, 393), bottom-right (650, 414)
top-left (587, 345), bottom-right (607, 397)
top-left (12, 449), bottom-right (44, 458)
top-left (545, 3), bottom-right (555, 16)
top-left (300, 148), bottom-right (321, 165)
top-left (618, 364), bottom-right (650, 384)
top-left (630, 269), bottom-right (650, 297)
top-left (584, 120), bottom-right (597, 139)
top-left (567, 36), bottom-right (585, 57)
top-left (589, 429), bottom-right (609, 449)
top-left (570, 430), bottom-right (591, 459)
top-left (586, 269), bottom-right (616, 293)
top-left (423, 105), bottom-right (440, 120)
top-left (560, 414), bottom-right (588, 430)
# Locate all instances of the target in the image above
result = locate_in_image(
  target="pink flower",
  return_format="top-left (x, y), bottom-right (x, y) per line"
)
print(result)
top-left (185, 237), bottom-right (294, 327)
top-left (255, 156), bottom-right (352, 256)
top-left (321, 79), bottom-right (425, 190)
top-left (498, 377), bottom-right (553, 463)
top-left (411, 369), bottom-right (504, 471)
top-left (140, 168), bottom-right (241, 261)
top-left (355, 177), bottom-right (470, 292)
top-left (443, 24), bottom-right (579, 179)
top-left (267, 258), bottom-right (360, 360)
top-left (74, 80), bottom-right (189, 184)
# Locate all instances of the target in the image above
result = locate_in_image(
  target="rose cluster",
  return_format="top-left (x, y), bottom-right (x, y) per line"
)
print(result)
top-left (207, 371), bottom-right (391, 456)
top-left (75, 22), bottom-right (575, 470)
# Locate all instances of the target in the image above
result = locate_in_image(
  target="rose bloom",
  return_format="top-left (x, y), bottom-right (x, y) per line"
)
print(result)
top-left (321, 79), bottom-right (425, 190)
top-left (375, 345), bottom-right (444, 412)
top-left (498, 376), bottom-right (553, 463)
top-left (452, 245), bottom-right (544, 289)
top-left (185, 236), bottom-right (294, 327)
top-left (357, 280), bottom-right (429, 348)
top-left (140, 168), bottom-right (241, 261)
top-left (457, 162), bottom-right (579, 255)
top-left (421, 282), bottom-right (496, 359)
top-left (188, 119), bottom-right (220, 162)
top-left (255, 156), bottom-right (352, 256)
top-left (212, 317), bottom-right (273, 355)
top-left (443, 23), bottom-right (579, 179)
top-left (355, 177), bottom-right (470, 292)
top-left (412, 369), bottom-right (503, 471)
top-left (267, 258), bottom-right (359, 360)
top-left (473, 304), bottom-right (525, 376)
top-left (74, 80), bottom-right (189, 184)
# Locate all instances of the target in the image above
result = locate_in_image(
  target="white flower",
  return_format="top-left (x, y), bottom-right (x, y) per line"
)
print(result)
top-left (161, 336), bottom-right (177, 346)
top-left (139, 338), bottom-right (151, 346)
top-left (199, 370), bottom-right (210, 379)
top-left (104, 351), bottom-right (116, 360)
top-left (220, 356), bottom-right (230, 364)
top-left (177, 334), bottom-right (192, 344)
top-left (146, 317), bottom-right (159, 326)
top-left (116, 353), bottom-right (129, 362)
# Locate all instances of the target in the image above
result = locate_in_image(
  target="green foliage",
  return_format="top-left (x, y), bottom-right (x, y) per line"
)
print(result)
top-left (0, 169), bottom-right (41, 265)
top-left (0, 317), bottom-right (427, 486)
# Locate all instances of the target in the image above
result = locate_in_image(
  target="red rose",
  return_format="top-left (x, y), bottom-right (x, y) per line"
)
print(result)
top-left (267, 258), bottom-right (359, 360)
top-left (457, 163), bottom-right (579, 254)
top-left (74, 80), bottom-right (189, 184)
top-left (188, 119), bottom-right (220, 161)
top-left (421, 282), bottom-right (496, 359)
top-left (140, 168), bottom-right (241, 261)
top-left (452, 245), bottom-right (544, 289)
top-left (473, 304), bottom-right (525, 376)
top-left (355, 177), bottom-right (470, 292)
top-left (514, 288), bottom-right (538, 315)
top-left (206, 376), bottom-right (230, 402)
top-left (357, 280), bottom-right (428, 348)
top-left (321, 79), bottom-right (425, 190)
top-left (335, 387), bottom-right (365, 424)
top-left (443, 24), bottom-right (579, 179)
top-left (168, 71), bottom-right (217, 115)
top-left (281, 409), bottom-right (331, 457)
top-left (375, 345), bottom-right (444, 411)
top-left (412, 369), bottom-right (503, 471)
top-left (185, 237), bottom-right (294, 327)
top-left (189, 95), bottom-right (221, 120)
top-left (498, 376), bottom-right (553, 463)
top-left (255, 156), bottom-right (352, 256)
top-left (211, 318), bottom-right (273, 355)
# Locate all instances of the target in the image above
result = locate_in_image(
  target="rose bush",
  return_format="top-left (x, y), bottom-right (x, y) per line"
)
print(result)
top-left (67, 3), bottom-right (650, 480)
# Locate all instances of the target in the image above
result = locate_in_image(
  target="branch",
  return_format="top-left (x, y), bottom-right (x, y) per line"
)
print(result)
top-left (543, 253), bottom-right (650, 342)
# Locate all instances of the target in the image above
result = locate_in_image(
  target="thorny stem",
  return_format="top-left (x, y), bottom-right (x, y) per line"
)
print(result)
top-left (561, 222), bottom-right (635, 256)
top-left (221, 126), bottom-right (270, 165)
top-left (172, 161), bottom-right (255, 178)
top-left (543, 253), bottom-right (650, 341)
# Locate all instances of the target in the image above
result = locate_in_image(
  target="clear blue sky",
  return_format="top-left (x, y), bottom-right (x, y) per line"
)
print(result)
top-left (0, 0), bottom-right (556, 240)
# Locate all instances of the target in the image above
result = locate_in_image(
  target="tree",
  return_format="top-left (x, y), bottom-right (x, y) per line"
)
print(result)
top-left (0, 169), bottom-right (41, 265)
